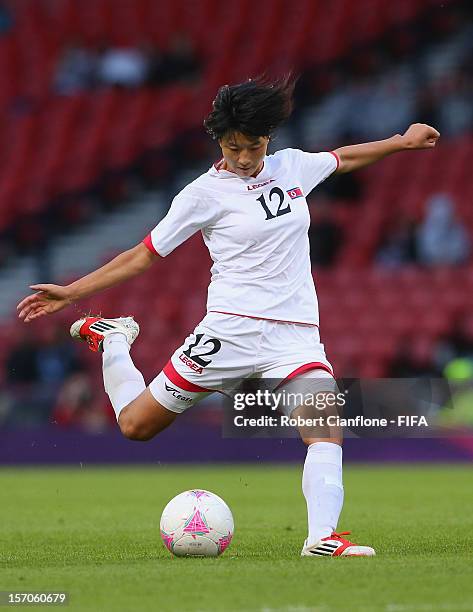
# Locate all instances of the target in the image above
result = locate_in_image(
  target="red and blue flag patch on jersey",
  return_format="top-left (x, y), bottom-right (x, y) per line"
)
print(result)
top-left (287, 187), bottom-right (303, 199)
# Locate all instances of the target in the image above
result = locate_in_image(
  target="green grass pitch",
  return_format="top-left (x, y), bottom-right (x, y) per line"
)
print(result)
top-left (1, 464), bottom-right (472, 612)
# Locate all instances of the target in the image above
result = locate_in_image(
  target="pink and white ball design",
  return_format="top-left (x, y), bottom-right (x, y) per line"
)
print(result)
top-left (160, 489), bottom-right (234, 557)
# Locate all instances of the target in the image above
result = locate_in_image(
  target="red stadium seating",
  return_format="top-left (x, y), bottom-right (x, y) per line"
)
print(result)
top-left (1, 0), bottom-right (472, 382)
top-left (0, 0), bottom-right (440, 234)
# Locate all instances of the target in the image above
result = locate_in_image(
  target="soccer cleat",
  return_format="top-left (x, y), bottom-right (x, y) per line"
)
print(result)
top-left (70, 316), bottom-right (140, 353)
top-left (301, 531), bottom-right (376, 557)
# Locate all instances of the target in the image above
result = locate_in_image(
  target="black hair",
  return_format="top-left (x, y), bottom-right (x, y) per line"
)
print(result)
top-left (203, 75), bottom-right (296, 141)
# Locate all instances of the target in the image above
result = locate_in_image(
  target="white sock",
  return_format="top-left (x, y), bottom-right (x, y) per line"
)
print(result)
top-left (102, 333), bottom-right (145, 420)
top-left (302, 441), bottom-right (344, 545)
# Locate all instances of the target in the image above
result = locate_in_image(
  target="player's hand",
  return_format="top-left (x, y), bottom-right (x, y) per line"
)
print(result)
top-left (17, 284), bottom-right (73, 323)
top-left (401, 123), bottom-right (440, 149)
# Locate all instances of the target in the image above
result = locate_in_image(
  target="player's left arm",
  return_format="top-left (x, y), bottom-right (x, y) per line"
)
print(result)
top-left (333, 123), bottom-right (440, 174)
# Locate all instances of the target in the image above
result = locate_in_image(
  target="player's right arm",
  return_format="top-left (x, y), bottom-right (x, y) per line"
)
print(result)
top-left (18, 183), bottom-right (213, 323)
top-left (17, 243), bottom-right (157, 323)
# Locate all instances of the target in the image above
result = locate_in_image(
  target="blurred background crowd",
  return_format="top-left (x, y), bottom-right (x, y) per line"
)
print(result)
top-left (0, 0), bottom-right (472, 433)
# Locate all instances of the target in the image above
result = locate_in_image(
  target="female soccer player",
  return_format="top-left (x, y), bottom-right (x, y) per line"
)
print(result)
top-left (17, 77), bottom-right (439, 557)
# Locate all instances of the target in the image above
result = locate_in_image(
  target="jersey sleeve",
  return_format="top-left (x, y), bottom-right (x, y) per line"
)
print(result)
top-left (289, 149), bottom-right (339, 195)
top-left (142, 186), bottom-right (213, 257)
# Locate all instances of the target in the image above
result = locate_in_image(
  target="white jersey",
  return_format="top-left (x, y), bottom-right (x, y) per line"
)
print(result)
top-left (143, 148), bottom-right (339, 326)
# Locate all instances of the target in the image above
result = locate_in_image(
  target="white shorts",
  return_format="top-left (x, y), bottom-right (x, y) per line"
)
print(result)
top-left (149, 312), bottom-right (334, 414)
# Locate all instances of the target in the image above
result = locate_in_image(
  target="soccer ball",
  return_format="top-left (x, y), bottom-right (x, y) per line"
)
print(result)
top-left (160, 489), bottom-right (234, 557)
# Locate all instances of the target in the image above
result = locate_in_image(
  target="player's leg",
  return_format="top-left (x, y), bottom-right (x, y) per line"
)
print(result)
top-left (259, 321), bottom-right (374, 556)
top-left (297, 406), bottom-right (346, 552)
top-left (71, 312), bottom-right (250, 441)
top-left (277, 370), bottom-right (346, 546)
top-left (70, 316), bottom-right (179, 440)
top-left (288, 371), bottom-right (374, 556)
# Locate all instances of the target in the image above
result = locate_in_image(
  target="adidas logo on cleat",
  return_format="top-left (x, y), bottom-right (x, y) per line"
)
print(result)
top-left (308, 542), bottom-right (340, 556)
top-left (89, 321), bottom-right (117, 333)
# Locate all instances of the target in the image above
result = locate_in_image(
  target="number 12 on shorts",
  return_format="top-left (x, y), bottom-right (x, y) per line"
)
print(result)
top-left (183, 333), bottom-right (222, 367)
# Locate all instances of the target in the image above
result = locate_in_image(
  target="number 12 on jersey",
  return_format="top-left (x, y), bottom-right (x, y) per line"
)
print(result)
top-left (257, 187), bottom-right (292, 220)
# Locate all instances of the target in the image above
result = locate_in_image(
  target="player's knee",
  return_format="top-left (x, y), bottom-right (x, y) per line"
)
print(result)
top-left (118, 413), bottom-right (155, 441)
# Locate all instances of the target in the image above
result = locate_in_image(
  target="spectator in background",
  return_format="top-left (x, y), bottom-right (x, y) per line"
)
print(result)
top-left (54, 44), bottom-right (98, 94)
top-left (98, 46), bottom-right (149, 88)
top-left (349, 74), bottom-right (416, 140)
top-left (52, 372), bottom-right (113, 432)
top-left (416, 88), bottom-right (437, 128)
top-left (389, 337), bottom-right (439, 378)
top-left (308, 200), bottom-right (342, 267)
top-left (318, 140), bottom-right (362, 202)
top-left (4, 330), bottom-right (47, 426)
top-left (376, 214), bottom-right (418, 268)
top-left (417, 194), bottom-right (470, 266)
top-left (439, 357), bottom-right (473, 430)
top-left (434, 315), bottom-right (473, 372)
top-left (5, 329), bottom-right (39, 385)
top-left (0, 1), bottom-right (12, 33)
top-left (4, 325), bottom-right (83, 427)
top-left (435, 66), bottom-right (473, 137)
top-left (148, 34), bottom-right (200, 86)
top-left (35, 326), bottom-right (81, 388)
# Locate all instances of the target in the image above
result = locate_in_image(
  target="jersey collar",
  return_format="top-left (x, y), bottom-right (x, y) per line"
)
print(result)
top-left (210, 158), bottom-right (269, 182)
